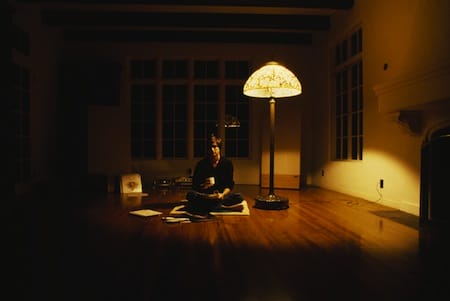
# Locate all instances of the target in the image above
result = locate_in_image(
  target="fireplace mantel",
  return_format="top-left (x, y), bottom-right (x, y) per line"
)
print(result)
top-left (373, 60), bottom-right (450, 113)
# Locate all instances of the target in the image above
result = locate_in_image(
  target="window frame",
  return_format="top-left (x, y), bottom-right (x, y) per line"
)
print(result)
top-left (129, 58), bottom-right (250, 160)
top-left (333, 27), bottom-right (363, 161)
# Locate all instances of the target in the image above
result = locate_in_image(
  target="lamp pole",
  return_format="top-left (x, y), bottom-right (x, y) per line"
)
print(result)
top-left (254, 96), bottom-right (288, 209)
top-left (269, 97), bottom-right (275, 196)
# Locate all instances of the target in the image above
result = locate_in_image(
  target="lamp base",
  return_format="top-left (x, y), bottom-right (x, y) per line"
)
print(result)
top-left (254, 194), bottom-right (289, 210)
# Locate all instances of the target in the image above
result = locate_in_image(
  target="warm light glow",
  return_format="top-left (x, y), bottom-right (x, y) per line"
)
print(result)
top-left (242, 61), bottom-right (301, 209)
top-left (243, 61), bottom-right (302, 98)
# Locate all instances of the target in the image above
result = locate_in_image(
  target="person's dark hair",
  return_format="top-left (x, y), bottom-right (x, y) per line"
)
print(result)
top-left (209, 134), bottom-right (222, 149)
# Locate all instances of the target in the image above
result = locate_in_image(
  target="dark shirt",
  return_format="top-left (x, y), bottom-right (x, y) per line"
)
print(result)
top-left (192, 157), bottom-right (235, 194)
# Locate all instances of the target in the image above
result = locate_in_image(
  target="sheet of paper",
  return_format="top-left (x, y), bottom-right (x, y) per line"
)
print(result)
top-left (129, 209), bottom-right (162, 217)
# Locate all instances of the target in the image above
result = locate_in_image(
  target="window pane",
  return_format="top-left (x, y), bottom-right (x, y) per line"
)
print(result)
top-left (143, 60), bottom-right (157, 78)
top-left (162, 60), bottom-right (188, 78)
top-left (359, 61), bottom-right (363, 87)
top-left (336, 95), bottom-right (342, 115)
top-left (359, 137), bottom-right (363, 160)
top-left (343, 115), bottom-right (348, 136)
top-left (335, 44), bottom-right (341, 65)
top-left (194, 60), bottom-right (219, 79)
top-left (174, 140), bottom-right (187, 157)
top-left (143, 141), bottom-right (156, 158)
top-left (352, 90), bottom-right (358, 111)
top-left (194, 140), bottom-right (205, 158)
top-left (143, 121), bottom-right (155, 139)
top-left (352, 137), bottom-right (358, 159)
top-left (341, 40), bottom-right (347, 61)
top-left (358, 28), bottom-right (363, 52)
top-left (342, 93), bottom-right (348, 113)
top-left (352, 112), bottom-right (358, 135)
top-left (336, 117), bottom-right (341, 136)
top-left (336, 139), bottom-right (341, 159)
top-left (225, 61), bottom-right (249, 79)
top-left (342, 137), bottom-right (348, 159)
top-left (351, 32), bottom-right (357, 56)
top-left (351, 64), bottom-right (358, 88)
top-left (174, 122), bottom-right (186, 139)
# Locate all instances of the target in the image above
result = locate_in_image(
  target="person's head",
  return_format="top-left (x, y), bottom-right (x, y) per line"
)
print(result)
top-left (208, 134), bottom-right (222, 161)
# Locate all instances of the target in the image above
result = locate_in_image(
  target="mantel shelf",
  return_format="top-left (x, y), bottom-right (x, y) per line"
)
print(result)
top-left (373, 60), bottom-right (450, 113)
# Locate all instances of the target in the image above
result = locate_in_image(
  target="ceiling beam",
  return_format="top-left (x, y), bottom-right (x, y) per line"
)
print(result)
top-left (42, 11), bottom-right (330, 31)
top-left (63, 29), bottom-right (312, 44)
top-left (18, 0), bottom-right (354, 10)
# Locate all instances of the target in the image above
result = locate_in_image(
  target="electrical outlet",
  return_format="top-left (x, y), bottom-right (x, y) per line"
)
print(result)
top-left (380, 179), bottom-right (384, 189)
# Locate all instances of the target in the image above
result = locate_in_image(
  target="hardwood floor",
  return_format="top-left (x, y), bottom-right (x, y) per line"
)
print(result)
top-left (28, 185), bottom-right (449, 300)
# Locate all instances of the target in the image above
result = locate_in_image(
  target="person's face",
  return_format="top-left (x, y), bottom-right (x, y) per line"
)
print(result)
top-left (209, 141), bottom-right (220, 160)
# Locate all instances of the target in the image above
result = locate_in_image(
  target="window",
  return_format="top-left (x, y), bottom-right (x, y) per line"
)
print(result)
top-left (334, 27), bottom-right (363, 160)
top-left (131, 84), bottom-right (157, 159)
top-left (129, 59), bottom-right (250, 159)
top-left (225, 85), bottom-right (249, 157)
top-left (193, 84), bottom-right (219, 157)
top-left (224, 61), bottom-right (250, 158)
top-left (162, 84), bottom-right (188, 158)
top-left (130, 59), bottom-right (157, 159)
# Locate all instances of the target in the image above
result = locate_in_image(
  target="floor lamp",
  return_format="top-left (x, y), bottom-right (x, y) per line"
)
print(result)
top-left (243, 61), bottom-right (302, 210)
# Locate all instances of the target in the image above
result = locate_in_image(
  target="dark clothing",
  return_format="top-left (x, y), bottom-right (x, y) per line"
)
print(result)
top-left (185, 191), bottom-right (244, 214)
top-left (186, 156), bottom-right (242, 213)
top-left (192, 157), bottom-right (234, 194)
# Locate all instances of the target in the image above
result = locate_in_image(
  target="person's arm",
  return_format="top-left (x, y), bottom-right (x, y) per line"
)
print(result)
top-left (217, 187), bottom-right (231, 199)
top-left (203, 187), bottom-right (230, 200)
top-left (192, 159), bottom-right (208, 192)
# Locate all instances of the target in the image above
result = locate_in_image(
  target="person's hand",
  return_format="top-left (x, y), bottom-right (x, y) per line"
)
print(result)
top-left (201, 177), bottom-right (215, 189)
top-left (206, 191), bottom-right (222, 200)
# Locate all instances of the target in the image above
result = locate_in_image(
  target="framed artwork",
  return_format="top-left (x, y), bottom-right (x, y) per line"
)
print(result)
top-left (120, 173), bottom-right (143, 194)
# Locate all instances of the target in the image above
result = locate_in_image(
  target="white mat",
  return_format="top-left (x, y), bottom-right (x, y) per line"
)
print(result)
top-left (170, 200), bottom-right (250, 216)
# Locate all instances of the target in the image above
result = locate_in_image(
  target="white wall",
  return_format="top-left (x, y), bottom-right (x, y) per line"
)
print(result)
top-left (310, 0), bottom-right (450, 215)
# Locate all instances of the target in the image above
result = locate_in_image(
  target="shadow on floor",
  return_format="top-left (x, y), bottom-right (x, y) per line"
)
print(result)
top-left (370, 210), bottom-right (419, 230)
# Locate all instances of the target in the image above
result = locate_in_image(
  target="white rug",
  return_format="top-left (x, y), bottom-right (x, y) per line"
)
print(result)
top-left (170, 200), bottom-right (250, 216)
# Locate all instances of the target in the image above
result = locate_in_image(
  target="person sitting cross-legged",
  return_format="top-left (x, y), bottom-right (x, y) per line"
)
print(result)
top-left (185, 134), bottom-right (244, 215)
